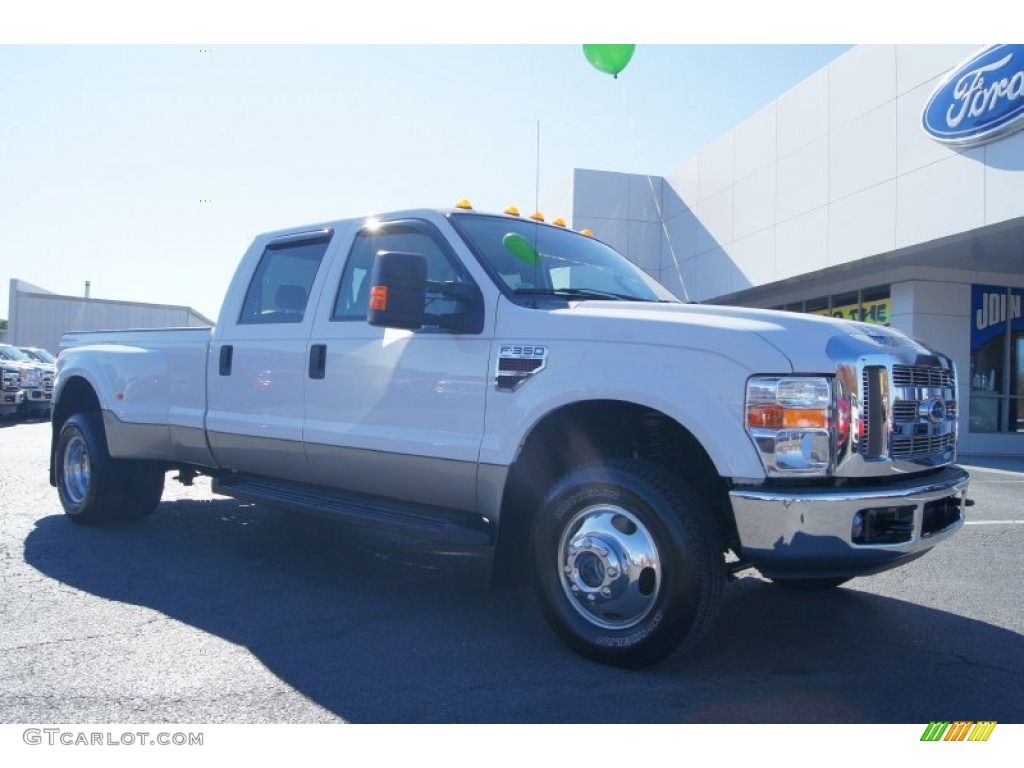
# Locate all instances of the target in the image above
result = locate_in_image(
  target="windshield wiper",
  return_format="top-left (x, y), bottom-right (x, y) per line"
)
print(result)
top-left (513, 287), bottom-right (648, 302)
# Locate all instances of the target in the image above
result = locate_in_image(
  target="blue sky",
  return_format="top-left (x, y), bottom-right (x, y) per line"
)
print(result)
top-left (0, 43), bottom-right (853, 321)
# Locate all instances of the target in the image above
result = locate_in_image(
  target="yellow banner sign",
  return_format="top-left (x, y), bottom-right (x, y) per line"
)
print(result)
top-left (810, 298), bottom-right (891, 326)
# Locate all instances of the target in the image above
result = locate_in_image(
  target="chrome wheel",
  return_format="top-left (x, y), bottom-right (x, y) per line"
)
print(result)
top-left (62, 433), bottom-right (91, 506)
top-left (558, 505), bottom-right (660, 630)
top-left (533, 460), bottom-right (724, 668)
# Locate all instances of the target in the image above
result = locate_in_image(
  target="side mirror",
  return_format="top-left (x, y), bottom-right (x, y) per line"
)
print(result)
top-left (367, 251), bottom-right (428, 330)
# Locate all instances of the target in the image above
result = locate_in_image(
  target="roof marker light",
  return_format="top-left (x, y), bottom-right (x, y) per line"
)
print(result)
top-left (529, 211), bottom-right (545, 222)
top-left (552, 218), bottom-right (566, 227)
top-left (455, 199), bottom-right (473, 210)
top-left (504, 206), bottom-right (521, 216)
top-left (580, 229), bottom-right (594, 237)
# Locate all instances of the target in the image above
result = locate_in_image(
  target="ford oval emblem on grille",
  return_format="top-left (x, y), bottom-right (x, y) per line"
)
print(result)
top-left (919, 397), bottom-right (948, 424)
top-left (922, 44), bottom-right (1024, 147)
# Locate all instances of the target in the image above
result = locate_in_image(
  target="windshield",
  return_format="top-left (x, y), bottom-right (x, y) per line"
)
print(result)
top-left (450, 213), bottom-right (677, 304)
top-left (0, 346), bottom-right (32, 362)
top-left (21, 348), bottom-right (55, 363)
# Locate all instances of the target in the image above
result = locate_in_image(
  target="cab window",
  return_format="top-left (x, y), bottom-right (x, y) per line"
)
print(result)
top-left (239, 233), bottom-right (332, 325)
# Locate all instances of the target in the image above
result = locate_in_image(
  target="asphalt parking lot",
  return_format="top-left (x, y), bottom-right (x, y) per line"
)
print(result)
top-left (1, 418), bottom-right (1022, 724)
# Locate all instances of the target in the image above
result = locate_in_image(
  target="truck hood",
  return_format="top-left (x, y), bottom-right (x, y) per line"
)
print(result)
top-left (554, 301), bottom-right (944, 373)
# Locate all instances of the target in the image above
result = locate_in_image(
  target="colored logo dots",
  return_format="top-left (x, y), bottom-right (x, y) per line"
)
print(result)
top-left (199, 49), bottom-right (213, 53)
top-left (199, 199), bottom-right (213, 203)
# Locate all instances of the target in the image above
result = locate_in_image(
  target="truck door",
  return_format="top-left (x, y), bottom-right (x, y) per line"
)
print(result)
top-left (304, 218), bottom-right (492, 512)
top-left (206, 229), bottom-right (336, 480)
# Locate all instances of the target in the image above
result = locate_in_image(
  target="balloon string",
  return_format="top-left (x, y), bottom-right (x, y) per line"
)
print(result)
top-left (617, 79), bottom-right (691, 303)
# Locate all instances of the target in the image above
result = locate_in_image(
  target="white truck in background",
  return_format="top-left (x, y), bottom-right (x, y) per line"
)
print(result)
top-left (50, 204), bottom-right (969, 668)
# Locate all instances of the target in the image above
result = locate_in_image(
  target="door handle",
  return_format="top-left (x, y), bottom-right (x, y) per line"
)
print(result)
top-left (218, 345), bottom-right (233, 376)
top-left (309, 344), bottom-right (327, 379)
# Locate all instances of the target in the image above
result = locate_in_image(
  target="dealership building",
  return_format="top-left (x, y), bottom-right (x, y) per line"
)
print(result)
top-left (563, 44), bottom-right (1024, 457)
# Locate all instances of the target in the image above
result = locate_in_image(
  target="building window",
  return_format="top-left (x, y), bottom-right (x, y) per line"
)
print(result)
top-left (773, 286), bottom-right (890, 326)
top-left (970, 284), bottom-right (1024, 433)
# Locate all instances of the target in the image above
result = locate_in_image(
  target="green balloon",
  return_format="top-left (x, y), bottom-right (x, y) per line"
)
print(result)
top-left (582, 44), bottom-right (636, 77)
top-left (503, 232), bottom-right (540, 266)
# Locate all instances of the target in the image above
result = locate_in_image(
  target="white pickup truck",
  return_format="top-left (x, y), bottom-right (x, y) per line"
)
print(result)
top-left (50, 204), bottom-right (969, 668)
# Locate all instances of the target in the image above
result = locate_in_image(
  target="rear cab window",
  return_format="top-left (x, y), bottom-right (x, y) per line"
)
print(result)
top-left (239, 231), bottom-right (334, 325)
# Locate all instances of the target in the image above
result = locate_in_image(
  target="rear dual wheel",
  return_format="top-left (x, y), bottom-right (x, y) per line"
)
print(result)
top-left (56, 412), bottom-right (164, 524)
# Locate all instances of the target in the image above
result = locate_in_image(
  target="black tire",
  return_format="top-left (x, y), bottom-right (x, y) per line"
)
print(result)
top-left (117, 461), bottom-right (166, 521)
top-left (531, 459), bottom-right (724, 669)
top-left (770, 577), bottom-right (852, 591)
top-left (55, 412), bottom-right (164, 525)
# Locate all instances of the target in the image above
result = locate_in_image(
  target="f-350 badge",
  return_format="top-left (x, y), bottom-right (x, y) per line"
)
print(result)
top-left (495, 344), bottom-right (548, 391)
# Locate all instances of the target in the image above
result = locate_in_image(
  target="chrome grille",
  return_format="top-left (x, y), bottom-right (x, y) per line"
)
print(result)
top-left (892, 401), bottom-right (918, 422)
top-left (892, 365), bottom-right (954, 388)
top-left (891, 433), bottom-right (957, 458)
top-left (43, 374), bottom-right (54, 392)
top-left (859, 364), bottom-right (957, 463)
top-left (892, 399), bottom-right (959, 424)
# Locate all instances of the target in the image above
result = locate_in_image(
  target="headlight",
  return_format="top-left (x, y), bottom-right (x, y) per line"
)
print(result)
top-left (746, 376), bottom-right (833, 476)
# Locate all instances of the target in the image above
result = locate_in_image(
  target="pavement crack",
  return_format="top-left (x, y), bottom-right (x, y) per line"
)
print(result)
top-left (0, 615), bottom-right (169, 654)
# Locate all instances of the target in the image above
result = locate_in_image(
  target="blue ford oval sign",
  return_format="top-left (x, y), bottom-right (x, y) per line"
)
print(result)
top-left (923, 44), bottom-right (1024, 147)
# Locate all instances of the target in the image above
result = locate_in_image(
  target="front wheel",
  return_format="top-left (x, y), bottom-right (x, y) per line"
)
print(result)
top-left (531, 460), bottom-right (724, 668)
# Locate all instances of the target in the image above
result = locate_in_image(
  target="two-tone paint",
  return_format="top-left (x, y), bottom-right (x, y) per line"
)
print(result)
top-left (52, 207), bottom-right (968, 580)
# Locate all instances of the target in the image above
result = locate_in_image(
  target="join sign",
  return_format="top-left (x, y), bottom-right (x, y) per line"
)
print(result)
top-left (923, 44), bottom-right (1024, 147)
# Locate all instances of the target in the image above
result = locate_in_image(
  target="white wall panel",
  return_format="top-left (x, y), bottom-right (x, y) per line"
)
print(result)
top-left (731, 228), bottom-right (775, 291)
top-left (829, 101), bottom-right (897, 202)
top-left (695, 188), bottom-right (733, 256)
top-left (983, 129), bottom-right (1024, 226)
top-left (664, 157), bottom-right (698, 211)
top-left (895, 77), bottom-right (962, 177)
top-left (627, 220), bottom-right (663, 274)
top-left (628, 174), bottom-right (664, 223)
top-left (896, 149), bottom-right (985, 248)
top-left (828, 180), bottom-right (896, 266)
top-left (695, 247), bottom-right (735, 300)
top-left (776, 136), bottom-right (828, 222)
top-left (775, 208), bottom-right (828, 280)
top-left (572, 169), bottom-right (630, 219)
top-left (697, 133), bottom-right (734, 202)
top-left (734, 103), bottom-right (777, 181)
top-left (776, 69), bottom-right (828, 158)
top-left (733, 164), bottom-right (776, 240)
top-left (659, 223), bottom-right (688, 278)
top-left (899, 280), bottom-right (971, 316)
top-left (829, 45), bottom-right (896, 130)
top-left (663, 208), bottom-right (703, 261)
top-left (896, 44), bottom-right (980, 94)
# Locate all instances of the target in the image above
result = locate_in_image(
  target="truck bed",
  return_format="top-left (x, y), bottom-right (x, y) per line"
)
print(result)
top-left (58, 327), bottom-right (214, 466)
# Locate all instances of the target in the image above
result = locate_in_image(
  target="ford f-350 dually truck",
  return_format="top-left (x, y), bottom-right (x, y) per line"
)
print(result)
top-left (50, 204), bottom-right (969, 668)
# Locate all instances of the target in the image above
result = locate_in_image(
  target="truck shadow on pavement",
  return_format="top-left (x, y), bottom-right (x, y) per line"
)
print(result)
top-left (23, 498), bottom-right (1024, 724)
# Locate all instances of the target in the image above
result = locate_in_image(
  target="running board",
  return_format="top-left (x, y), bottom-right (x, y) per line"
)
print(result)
top-left (212, 474), bottom-right (494, 546)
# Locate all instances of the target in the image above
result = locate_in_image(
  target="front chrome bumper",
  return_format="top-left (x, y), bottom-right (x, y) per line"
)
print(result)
top-left (2, 390), bottom-right (25, 409)
top-left (730, 465), bottom-right (970, 579)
